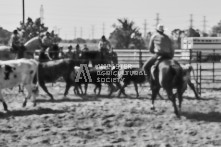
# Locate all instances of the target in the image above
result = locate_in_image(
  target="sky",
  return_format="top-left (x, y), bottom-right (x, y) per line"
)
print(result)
top-left (0, 0), bottom-right (221, 39)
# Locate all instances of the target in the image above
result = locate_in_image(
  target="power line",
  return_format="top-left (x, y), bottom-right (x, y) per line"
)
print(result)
top-left (203, 16), bottom-right (207, 33)
top-left (190, 14), bottom-right (193, 28)
top-left (40, 4), bottom-right (44, 24)
top-left (74, 27), bottom-right (76, 39)
top-left (80, 27), bottom-right (83, 38)
top-left (91, 25), bottom-right (95, 39)
top-left (22, 0), bottom-right (25, 24)
top-left (155, 13), bottom-right (160, 27)
top-left (102, 23), bottom-right (105, 36)
top-left (143, 19), bottom-right (147, 38)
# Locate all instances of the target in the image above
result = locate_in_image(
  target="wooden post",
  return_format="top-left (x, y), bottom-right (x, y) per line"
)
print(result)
top-left (22, 0), bottom-right (25, 24)
top-left (139, 48), bottom-right (143, 68)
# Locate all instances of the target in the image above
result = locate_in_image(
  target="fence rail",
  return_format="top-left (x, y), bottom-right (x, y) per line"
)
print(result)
top-left (114, 48), bottom-right (221, 96)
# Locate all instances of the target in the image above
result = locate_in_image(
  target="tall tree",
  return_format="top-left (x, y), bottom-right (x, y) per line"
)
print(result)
top-left (109, 18), bottom-right (146, 49)
top-left (0, 27), bottom-right (11, 45)
top-left (211, 21), bottom-right (221, 36)
top-left (17, 17), bottom-right (61, 43)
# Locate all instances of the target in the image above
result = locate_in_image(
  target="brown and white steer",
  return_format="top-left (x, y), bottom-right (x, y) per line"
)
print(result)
top-left (0, 59), bottom-right (39, 111)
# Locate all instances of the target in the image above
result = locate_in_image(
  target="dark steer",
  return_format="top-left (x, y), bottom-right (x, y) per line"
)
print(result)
top-left (118, 67), bottom-right (147, 98)
top-left (38, 59), bottom-right (75, 100)
top-left (73, 66), bottom-right (117, 97)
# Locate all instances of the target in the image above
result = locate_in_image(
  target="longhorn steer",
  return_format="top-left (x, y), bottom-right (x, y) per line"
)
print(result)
top-left (0, 59), bottom-right (39, 111)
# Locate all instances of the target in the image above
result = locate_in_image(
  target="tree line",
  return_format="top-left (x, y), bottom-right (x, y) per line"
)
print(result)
top-left (1, 17), bottom-right (221, 49)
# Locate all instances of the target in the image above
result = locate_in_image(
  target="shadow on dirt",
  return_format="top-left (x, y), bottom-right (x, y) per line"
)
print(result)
top-left (183, 96), bottom-right (215, 101)
top-left (182, 111), bottom-right (221, 122)
top-left (0, 108), bottom-right (65, 119)
top-left (36, 97), bottom-right (100, 103)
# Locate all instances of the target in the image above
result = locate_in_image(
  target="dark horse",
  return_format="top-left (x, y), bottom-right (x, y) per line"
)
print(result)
top-left (78, 50), bottom-right (118, 67)
top-left (150, 59), bottom-right (185, 118)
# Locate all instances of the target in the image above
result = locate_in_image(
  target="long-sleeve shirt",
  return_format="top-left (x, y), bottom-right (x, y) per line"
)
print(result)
top-left (98, 40), bottom-right (111, 50)
top-left (149, 31), bottom-right (174, 58)
top-left (9, 34), bottom-right (21, 46)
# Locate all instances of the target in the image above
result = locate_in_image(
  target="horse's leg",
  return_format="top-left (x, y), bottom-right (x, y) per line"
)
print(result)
top-left (0, 91), bottom-right (8, 111)
top-left (151, 86), bottom-right (160, 110)
top-left (107, 83), bottom-right (114, 97)
top-left (133, 82), bottom-right (139, 98)
top-left (118, 82), bottom-right (128, 97)
top-left (78, 84), bottom-right (83, 95)
top-left (177, 88), bottom-right (183, 114)
top-left (84, 83), bottom-right (88, 95)
top-left (94, 84), bottom-right (97, 94)
top-left (97, 83), bottom-right (102, 96)
top-left (166, 89), bottom-right (180, 118)
top-left (188, 80), bottom-right (200, 99)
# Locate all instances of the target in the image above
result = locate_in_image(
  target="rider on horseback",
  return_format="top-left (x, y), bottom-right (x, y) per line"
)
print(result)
top-left (98, 35), bottom-right (111, 58)
top-left (39, 32), bottom-right (53, 62)
top-left (9, 29), bottom-right (26, 58)
top-left (142, 24), bottom-right (174, 79)
top-left (41, 32), bottom-right (53, 51)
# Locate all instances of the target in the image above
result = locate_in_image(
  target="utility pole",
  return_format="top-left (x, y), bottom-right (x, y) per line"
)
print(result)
top-left (40, 5), bottom-right (44, 24)
top-left (190, 14), bottom-right (193, 28)
top-left (22, 0), bottom-right (25, 24)
top-left (80, 27), bottom-right (83, 38)
top-left (102, 23), bottom-right (105, 36)
top-left (155, 13), bottom-right (160, 27)
top-left (203, 16), bottom-right (207, 33)
top-left (91, 25), bottom-right (94, 39)
top-left (143, 19), bottom-right (147, 38)
top-left (74, 27), bottom-right (76, 39)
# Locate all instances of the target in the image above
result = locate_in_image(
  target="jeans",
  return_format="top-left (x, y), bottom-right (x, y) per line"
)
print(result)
top-left (142, 55), bottom-right (158, 76)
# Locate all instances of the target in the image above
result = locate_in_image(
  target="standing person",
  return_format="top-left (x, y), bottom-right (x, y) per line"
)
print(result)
top-left (82, 44), bottom-right (89, 52)
top-left (73, 44), bottom-right (82, 59)
top-left (66, 45), bottom-right (74, 59)
top-left (98, 35), bottom-right (111, 56)
top-left (9, 29), bottom-right (26, 59)
top-left (142, 24), bottom-right (174, 78)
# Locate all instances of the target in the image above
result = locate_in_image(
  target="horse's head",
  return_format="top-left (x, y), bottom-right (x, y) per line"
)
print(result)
top-left (48, 44), bottom-right (60, 60)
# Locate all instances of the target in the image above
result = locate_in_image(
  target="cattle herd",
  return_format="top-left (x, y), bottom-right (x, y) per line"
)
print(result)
top-left (0, 55), bottom-right (198, 118)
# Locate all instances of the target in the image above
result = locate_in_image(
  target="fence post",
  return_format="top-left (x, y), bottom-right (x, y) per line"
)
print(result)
top-left (139, 48), bottom-right (143, 68)
top-left (189, 49), bottom-right (192, 64)
top-left (213, 49), bottom-right (215, 83)
top-left (196, 51), bottom-right (199, 94)
top-left (200, 64), bottom-right (202, 95)
top-left (199, 51), bottom-right (202, 95)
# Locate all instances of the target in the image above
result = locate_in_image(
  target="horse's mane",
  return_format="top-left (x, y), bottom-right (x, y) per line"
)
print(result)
top-left (24, 37), bottom-right (42, 52)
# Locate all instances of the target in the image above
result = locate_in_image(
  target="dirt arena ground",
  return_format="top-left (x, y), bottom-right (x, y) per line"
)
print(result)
top-left (0, 82), bottom-right (221, 147)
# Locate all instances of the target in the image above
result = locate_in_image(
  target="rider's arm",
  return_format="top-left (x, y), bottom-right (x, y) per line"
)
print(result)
top-left (8, 35), bottom-right (13, 46)
top-left (149, 35), bottom-right (155, 53)
top-left (107, 41), bottom-right (111, 50)
top-left (98, 41), bottom-right (102, 49)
